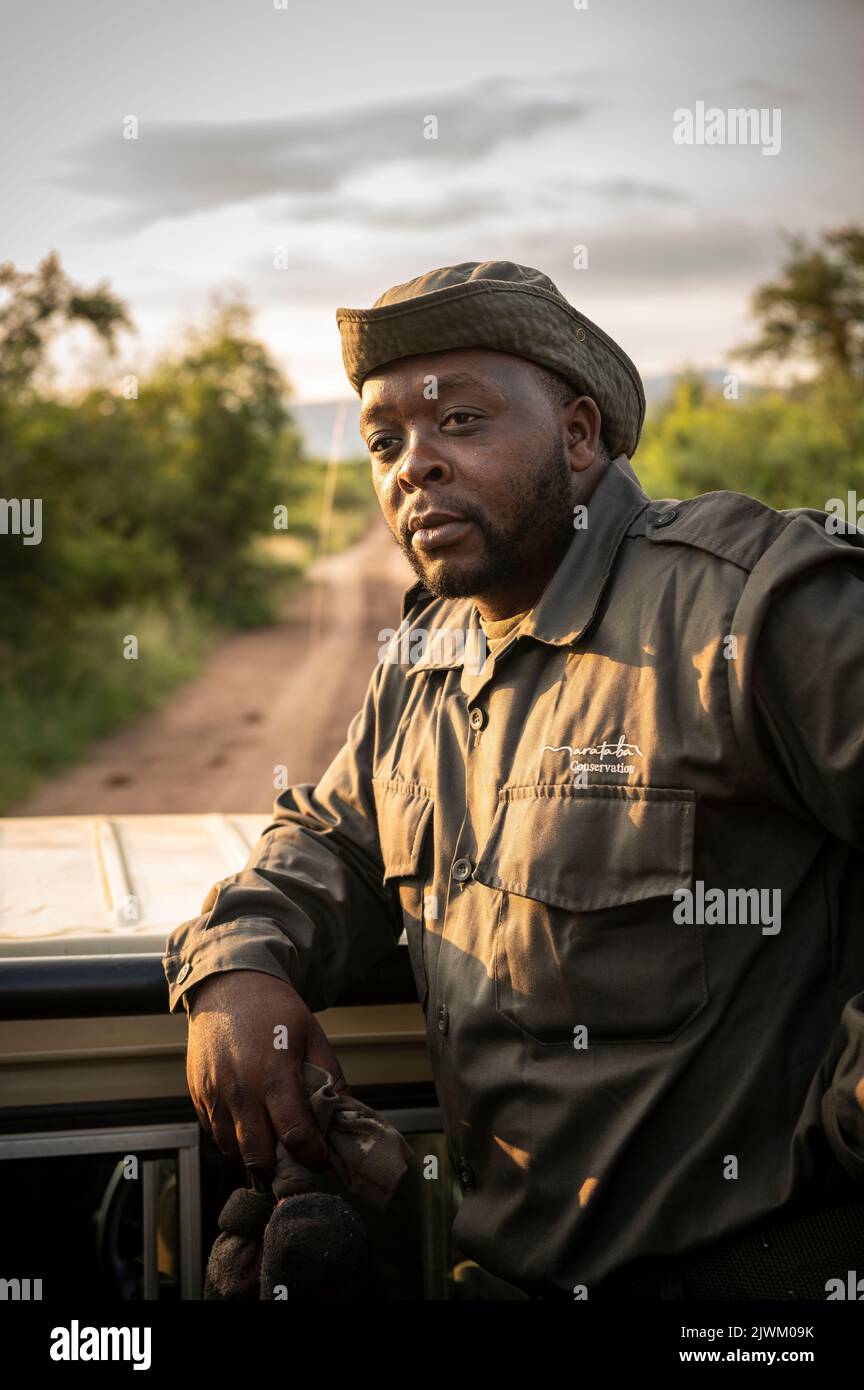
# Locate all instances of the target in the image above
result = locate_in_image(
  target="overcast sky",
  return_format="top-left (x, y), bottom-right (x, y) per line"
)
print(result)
top-left (2, 0), bottom-right (862, 400)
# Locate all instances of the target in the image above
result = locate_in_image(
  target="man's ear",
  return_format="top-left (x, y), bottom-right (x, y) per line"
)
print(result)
top-left (564, 396), bottom-right (603, 472)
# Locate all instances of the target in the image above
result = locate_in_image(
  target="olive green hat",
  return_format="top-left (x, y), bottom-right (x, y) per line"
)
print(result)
top-left (335, 259), bottom-right (646, 459)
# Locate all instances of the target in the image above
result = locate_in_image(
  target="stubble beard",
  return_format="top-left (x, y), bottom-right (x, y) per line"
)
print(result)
top-left (395, 438), bottom-right (576, 602)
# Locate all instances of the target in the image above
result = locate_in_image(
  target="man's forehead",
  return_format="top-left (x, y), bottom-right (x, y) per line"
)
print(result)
top-left (358, 349), bottom-right (522, 426)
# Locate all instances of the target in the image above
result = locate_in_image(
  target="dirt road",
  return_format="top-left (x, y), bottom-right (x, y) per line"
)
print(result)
top-left (14, 517), bottom-right (415, 815)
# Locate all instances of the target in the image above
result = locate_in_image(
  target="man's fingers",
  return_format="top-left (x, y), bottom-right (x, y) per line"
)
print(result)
top-left (265, 1077), bottom-right (330, 1171)
top-left (305, 1015), bottom-right (350, 1094)
top-left (206, 1096), bottom-right (242, 1164)
top-left (188, 1082), bottom-right (237, 1158)
top-left (195, 1087), bottom-right (281, 1180)
top-left (232, 1102), bottom-right (279, 1178)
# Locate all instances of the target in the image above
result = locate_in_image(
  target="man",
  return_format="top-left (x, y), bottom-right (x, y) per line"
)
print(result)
top-left (164, 261), bottom-right (864, 1299)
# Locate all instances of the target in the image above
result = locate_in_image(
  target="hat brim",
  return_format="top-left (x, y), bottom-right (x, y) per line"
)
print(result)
top-left (336, 278), bottom-right (645, 459)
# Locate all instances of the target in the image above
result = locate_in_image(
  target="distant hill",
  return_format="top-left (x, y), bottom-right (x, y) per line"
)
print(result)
top-left (292, 370), bottom-right (750, 462)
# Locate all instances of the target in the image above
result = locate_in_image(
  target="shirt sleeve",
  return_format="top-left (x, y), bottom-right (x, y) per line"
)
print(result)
top-left (728, 513), bottom-right (864, 849)
top-left (161, 662), bottom-right (400, 1015)
top-left (728, 511), bottom-right (864, 1185)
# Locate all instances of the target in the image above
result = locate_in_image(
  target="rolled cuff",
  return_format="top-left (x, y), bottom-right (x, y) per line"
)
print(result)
top-left (162, 919), bottom-right (305, 1015)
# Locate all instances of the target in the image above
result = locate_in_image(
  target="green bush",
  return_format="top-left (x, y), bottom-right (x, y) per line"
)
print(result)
top-left (636, 372), bottom-right (864, 511)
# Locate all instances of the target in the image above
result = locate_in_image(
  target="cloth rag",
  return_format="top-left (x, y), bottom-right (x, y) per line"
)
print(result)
top-left (271, 1061), bottom-right (414, 1210)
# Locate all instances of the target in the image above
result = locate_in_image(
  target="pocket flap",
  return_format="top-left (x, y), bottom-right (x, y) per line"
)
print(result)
top-left (372, 778), bottom-right (434, 881)
top-left (473, 783), bottom-right (694, 911)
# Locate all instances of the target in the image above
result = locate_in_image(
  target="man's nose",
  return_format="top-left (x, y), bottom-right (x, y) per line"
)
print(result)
top-left (396, 431), bottom-right (453, 493)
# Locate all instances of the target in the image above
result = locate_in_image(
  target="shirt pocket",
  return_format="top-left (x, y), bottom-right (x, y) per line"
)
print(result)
top-left (472, 783), bottom-right (704, 1045)
top-left (372, 778), bottom-right (435, 1010)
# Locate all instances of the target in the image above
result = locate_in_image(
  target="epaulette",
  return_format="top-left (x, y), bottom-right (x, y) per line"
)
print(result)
top-left (641, 489), bottom-right (791, 574)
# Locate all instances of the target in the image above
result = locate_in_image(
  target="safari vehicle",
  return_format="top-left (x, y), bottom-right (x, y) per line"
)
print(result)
top-left (0, 813), bottom-right (517, 1300)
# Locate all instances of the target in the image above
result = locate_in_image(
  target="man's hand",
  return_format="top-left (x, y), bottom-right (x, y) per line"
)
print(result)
top-left (185, 969), bottom-right (348, 1178)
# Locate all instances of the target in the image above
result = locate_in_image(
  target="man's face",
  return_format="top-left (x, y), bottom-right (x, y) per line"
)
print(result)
top-left (359, 347), bottom-right (594, 617)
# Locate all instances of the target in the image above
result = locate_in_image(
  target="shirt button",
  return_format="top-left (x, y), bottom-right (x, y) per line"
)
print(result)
top-left (457, 1159), bottom-right (475, 1190)
top-left (177, 963), bottom-right (192, 984)
top-left (469, 707), bottom-right (487, 731)
top-left (437, 1005), bottom-right (449, 1035)
top-left (653, 508), bottom-right (679, 529)
top-left (451, 857), bottom-right (473, 882)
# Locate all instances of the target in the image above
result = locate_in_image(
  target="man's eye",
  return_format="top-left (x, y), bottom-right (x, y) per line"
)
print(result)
top-left (443, 411), bottom-right (478, 426)
top-left (369, 435), bottom-right (398, 455)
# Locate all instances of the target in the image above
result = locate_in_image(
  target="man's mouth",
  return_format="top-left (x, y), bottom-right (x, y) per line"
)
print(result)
top-left (408, 510), bottom-right (476, 553)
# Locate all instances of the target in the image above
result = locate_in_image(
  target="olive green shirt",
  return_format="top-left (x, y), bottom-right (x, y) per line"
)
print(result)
top-left (164, 454), bottom-right (864, 1294)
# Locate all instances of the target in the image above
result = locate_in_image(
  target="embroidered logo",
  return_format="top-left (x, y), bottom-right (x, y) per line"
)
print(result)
top-left (541, 734), bottom-right (643, 778)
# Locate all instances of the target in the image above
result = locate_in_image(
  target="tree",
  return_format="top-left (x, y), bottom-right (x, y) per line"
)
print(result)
top-left (135, 293), bottom-right (298, 613)
top-left (736, 226), bottom-right (864, 378)
top-left (0, 251), bottom-right (131, 395)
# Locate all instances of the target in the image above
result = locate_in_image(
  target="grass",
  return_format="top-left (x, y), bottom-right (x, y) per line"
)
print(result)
top-left (0, 600), bottom-right (210, 808)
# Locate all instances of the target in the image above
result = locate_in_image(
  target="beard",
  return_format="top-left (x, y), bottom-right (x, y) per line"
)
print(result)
top-left (395, 435), bottom-right (576, 601)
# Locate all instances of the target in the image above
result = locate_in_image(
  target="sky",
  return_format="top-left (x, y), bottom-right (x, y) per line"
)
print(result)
top-left (1, 0), bottom-right (862, 403)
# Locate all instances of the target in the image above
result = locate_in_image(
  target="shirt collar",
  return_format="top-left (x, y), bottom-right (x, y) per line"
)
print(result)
top-left (397, 455), bottom-right (652, 676)
top-left (522, 452), bottom-right (652, 647)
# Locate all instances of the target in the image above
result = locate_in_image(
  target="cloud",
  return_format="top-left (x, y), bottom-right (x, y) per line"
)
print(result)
top-left (235, 214), bottom-right (778, 323)
top-left (588, 179), bottom-right (690, 205)
top-left (267, 176), bottom-right (689, 231)
top-left (274, 187), bottom-right (512, 229)
top-left (514, 220), bottom-right (778, 288)
top-left (51, 75), bottom-right (588, 232)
